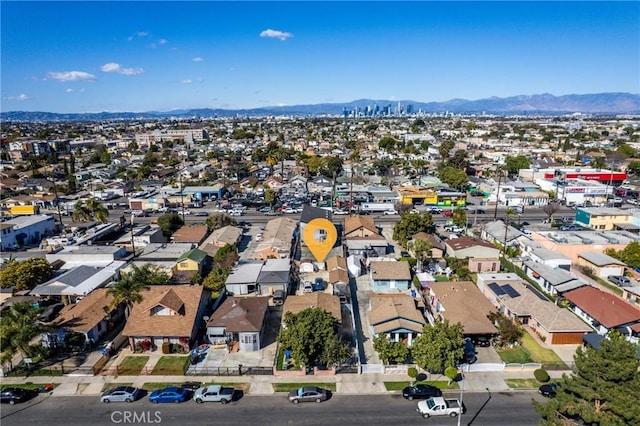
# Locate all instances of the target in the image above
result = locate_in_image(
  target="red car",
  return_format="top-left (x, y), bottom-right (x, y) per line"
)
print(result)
top-left (442, 210), bottom-right (453, 217)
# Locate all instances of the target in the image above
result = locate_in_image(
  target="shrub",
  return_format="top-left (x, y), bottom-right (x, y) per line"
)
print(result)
top-left (534, 368), bottom-right (550, 383)
top-left (408, 367), bottom-right (418, 380)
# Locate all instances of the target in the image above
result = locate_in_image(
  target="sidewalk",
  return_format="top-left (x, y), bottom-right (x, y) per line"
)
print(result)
top-left (0, 369), bottom-right (572, 397)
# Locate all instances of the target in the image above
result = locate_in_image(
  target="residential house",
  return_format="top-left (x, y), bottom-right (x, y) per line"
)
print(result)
top-left (523, 260), bottom-right (587, 297)
top-left (368, 293), bottom-right (426, 346)
top-left (199, 225), bottom-right (243, 257)
top-left (257, 258), bottom-right (291, 296)
top-left (481, 220), bottom-right (526, 248)
top-left (410, 232), bottom-right (445, 260)
top-left (31, 262), bottom-right (125, 304)
top-left (477, 274), bottom-right (591, 344)
top-left (283, 292), bottom-right (342, 325)
top-left (46, 245), bottom-right (128, 268)
top-left (621, 286), bottom-right (640, 310)
top-left (327, 255), bottom-right (350, 295)
top-left (171, 224), bottom-right (209, 245)
top-left (444, 236), bottom-right (499, 259)
top-left (136, 243), bottom-right (195, 263)
top-left (343, 215), bottom-right (378, 239)
top-left (528, 248), bottom-right (572, 271)
top-left (172, 248), bottom-right (211, 283)
top-left (113, 225), bottom-right (167, 251)
top-left (45, 288), bottom-right (126, 348)
top-left (224, 261), bottom-right (264, 295)
top-left (426, 281), bottom-right (498, 338)
top-left (369, 261), bottom-right (412, 293)
top-left (564, 286), bottom-right (640, 343)
top-left (206, 296), bottom-right (269, 352)
top-left (576, 252), bottom-right (626, 280)
top-left (122, 285), bottom-right (209, 352)
top-left (254, 217), bottom-right (297, 261)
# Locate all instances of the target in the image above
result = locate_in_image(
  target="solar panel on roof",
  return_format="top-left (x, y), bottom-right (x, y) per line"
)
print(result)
top-left (487, 283), bottom-right (505, 296)
top-left (501, 284), bottom-right (520, 298)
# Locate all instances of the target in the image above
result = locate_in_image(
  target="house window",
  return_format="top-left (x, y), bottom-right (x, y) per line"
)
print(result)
top-left (180, 262), bottom-right (188, 268)
top-left (241, 334), bottom-right (256, 344)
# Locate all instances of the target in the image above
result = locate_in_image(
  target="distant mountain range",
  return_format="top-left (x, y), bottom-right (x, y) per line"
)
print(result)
top-left (2, 92), bottom-right (639, 121)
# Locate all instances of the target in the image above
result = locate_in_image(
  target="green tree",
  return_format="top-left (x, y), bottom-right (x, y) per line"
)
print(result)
top-left (407, 238), bottom-right (432, 272)
top-left (157, 212), bottom-right (184, 237)
top-left (204, 212), bottom-right (237, 231)
top-left (202, 266), bottom-right (231, 294)
top-left (487, 311), bottom-right (523, 344)
top-left (213, 244), bottom-right (239, 269)
top-left (393, 212), bottom-right (435, 248)
top-left (128, 264), bottom-right (171, 286)
top-left (0, 302), bottom-right (47, 363)
top-left (100, 151), bottom-right (111, 165)
top-left (107, 272), bottom-right (147, 317)
top-left (533, 332), bottom-right (640, 426)
top-left (627, 160), bottom-right (640, 175)
top-left (378, 137), bottom-right (397, 151)
top-left (504, 155), bottom-right (531, 175)
top-left (439, 166), bottom-right (468, 191)
top-left (605, 241), bottom-right (640, 269)
top-left (0, 258), bottom-right (52, 291)
top-left (444, 366), bottom-right (459, 385)
top-left (411, 320), bottom-right (465, 373)
top-left (373, 334), bottom-right (410, 365)
top-left (277, 307), bottom-right (339, 367)
top-left (438, 140), bottom-right (455, 160)
top-left (321, 156), bottom-right (343, 178)
top-left (71, 198), bottom-right (109, 223)
top-left (452, 207), bottom-right (467, 228)
top-left (320, 336), bottom-right (353, 368)
top-left (447, 150), bottom-right (469, 170)
top-left (264, 188), bottom-right (276, 207)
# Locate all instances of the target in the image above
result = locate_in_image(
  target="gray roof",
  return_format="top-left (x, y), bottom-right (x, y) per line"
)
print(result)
top-left (578, 251), bottom-right (626, 267)
top-left (261, 258), bottom-right (291, 272)
top-left (483, 220), bottom-right (524, 242)
top-left (530, 248), bottom-right (571, 262)
top-left (524, 260), bottom-right (585, 287)
top-left (579, 207), bottom-right (631, 216)
top-left (300, 205), bottom-right (332, 224)
top-left (225, 262), bottom-right (263, 284)
top-left (47, 266), bottom-right (100, 287)
top-left (257, 270), bottom-right (289, 285)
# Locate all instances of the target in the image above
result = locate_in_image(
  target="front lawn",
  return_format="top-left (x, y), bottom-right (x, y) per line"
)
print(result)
top-left (505, 378), bottom-right (540, 389)
top-left (150, 356), bottom-right (189, 375)
top-left (272, 382), bottom-right (336, 393)
top-left (384, 380), bottom-right (459, 391)
top-left (521, 333), bottom-right (567, 368)
top-left (117, 356), bottom-right (149, 375)
top-left (141, 382), bottom-right (185, 391)
top-left (496, 346), bottom-right (533, 364)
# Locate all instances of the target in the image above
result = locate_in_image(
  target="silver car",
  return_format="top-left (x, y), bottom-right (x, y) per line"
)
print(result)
top-left (288, 386), bottom-right (328, 404)
top-left (101, 386), bottom-right (142, 403)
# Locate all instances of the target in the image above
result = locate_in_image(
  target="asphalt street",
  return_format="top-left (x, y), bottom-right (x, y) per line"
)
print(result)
top-left (1, 392), bottom-right (544, 426)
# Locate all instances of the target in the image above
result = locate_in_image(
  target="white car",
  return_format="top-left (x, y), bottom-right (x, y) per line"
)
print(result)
top-left (383, 209), bottom-right (398, 215)
top-left (333, 209), bottom-right (349, 215)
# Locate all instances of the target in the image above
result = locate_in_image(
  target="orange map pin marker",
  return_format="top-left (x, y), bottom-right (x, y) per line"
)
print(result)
top-left (303, 218), bottom-right (338, 263)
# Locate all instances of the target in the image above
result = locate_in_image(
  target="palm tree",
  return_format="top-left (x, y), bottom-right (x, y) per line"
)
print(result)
top-left (107, 273), bottom-right (147, 317)
top-left (0, 302), bottom-right (47, 364)
top-left (71, 198), bottom-right (109, 223)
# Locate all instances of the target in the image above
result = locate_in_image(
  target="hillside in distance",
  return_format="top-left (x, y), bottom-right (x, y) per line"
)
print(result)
top-left (2, 92), bottom-right (639, 121)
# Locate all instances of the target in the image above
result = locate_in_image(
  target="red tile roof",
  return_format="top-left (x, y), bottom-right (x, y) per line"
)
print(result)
top-left (564, 286), bottom-right (640, 328)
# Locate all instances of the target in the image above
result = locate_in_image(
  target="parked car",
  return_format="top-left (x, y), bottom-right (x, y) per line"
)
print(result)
top-left (417, 397), bottom-right (463, 418)
top-left (538, 382), bottom-right (559, 398)
top-left (313, 277), bottom-right (325, 291)
top-left (273, 289), bottom-right (285, 306)
top-left (148, 387), bottom-right (190, 404)
top-left (383, 209), bottom-right (398, 215)
top-left (442, 210), bottom-right (454, 217)
top-left (608, 275), bottom-right (631, 287)
top-left (101, 386), bottom-right (142, 403)
top-left (303, 281), bottom-right (313, 293)
top-left (0, 388), bottom-right (37, 405)
top-left (193, 385), bottom-right (235, 404)
top-left (180, 382), bottom-right (202, 391)
top-left (402, 384), bottom-right (442, 401)
top-left (288, 386), bottom-right (328, 404)
top-left (194, 211), bottom-right (208, 217)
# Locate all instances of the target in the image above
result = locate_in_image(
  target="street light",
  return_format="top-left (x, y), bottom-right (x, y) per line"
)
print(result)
top-left (457, 370), bottom-right (465, 426)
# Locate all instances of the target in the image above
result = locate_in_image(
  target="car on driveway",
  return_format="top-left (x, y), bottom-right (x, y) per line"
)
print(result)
top-left (148, 387), bottom-right (190, 404)
top-left (402, 384), bottom-right (442, 401)
top-left (0, 388), bottom-right (37, 405)
top-left (538, 382), bottom-right (559, 398)
top-left (101, 386), bottom-right (142, 403)
top-left (608, 275), bottom-right (631, 287)
top-left (313, 277), bottom-right (325, 291)
top-left (288, 386), bottom-right (328, 404)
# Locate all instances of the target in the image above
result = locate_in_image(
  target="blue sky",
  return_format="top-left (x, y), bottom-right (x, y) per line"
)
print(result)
top-left (2, 1), bottom-right (639, 113)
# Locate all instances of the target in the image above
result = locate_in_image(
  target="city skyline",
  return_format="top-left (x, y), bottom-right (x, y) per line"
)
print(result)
top-left (2, 1), bottom-right (639, 113)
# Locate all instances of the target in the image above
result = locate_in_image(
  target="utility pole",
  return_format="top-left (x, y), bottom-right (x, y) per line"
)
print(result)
top-left (49, 175), bottom-right (64, 230)
top-left (179, 169), bottom-right (186, 223)
top-left (349, 168), bottom-right (354, 216)
top-left (130, 214), bottom-right (136, 258)
top-left (493, 168), bottom-right (503, 220)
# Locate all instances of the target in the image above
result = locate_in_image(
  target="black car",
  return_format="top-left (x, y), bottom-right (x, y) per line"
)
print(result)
top-left (401, 384), bottom-right (442, 401)
top-left (0, 387), bottom-right (36, 405)
top-left (538, 382), bottom-right (559, 398)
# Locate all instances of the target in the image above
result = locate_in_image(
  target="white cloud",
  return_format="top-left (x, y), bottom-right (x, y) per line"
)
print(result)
top-left (158, 38), bottom-right (167, 45)
top-left (260, 29), bottom-right (293, 41)
top-left (180, 79), bottom-right (192, 84)
top-left (65, 88), bottom-right (74, 93)
top-left (137, 31), bottom-right (149, 37)
top-left (47, 71), bottom-right (96, 82)
top-left (3, 94), bottom-right (31, 101)
top-left (192, 57), bottom-right (204, 62)
top-left (100, 62), bottom-right (144, 75)
top-left (127, 36), bottom-right (133, 42)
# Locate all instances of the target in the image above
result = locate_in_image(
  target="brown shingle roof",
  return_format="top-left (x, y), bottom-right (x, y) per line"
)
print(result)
top-left (172, 224), bottom-right (209, 244)
top-left (412, 232), bottom-right (445, 250)
top-left (122, 285), bottom-right (204, 337)
top-left (329, 269), bottom-right (349, 285)
top-left (446, 236), bottom-right (495, 251)
top-left (370, 261), bottom-right (411, 280)
top-left (282, 292), bottom-right (341, 323)
top-left (326, 255), bottom-right (347, 271)
top-left (368, 293), bottom-right (425, 334)
top-left (564, 286), bottom-right (640, 328)
top-left (343, 215), bottom-right (378, 236)
top-left (146, 288), bottom-right (184, 314)
top-left (429, 281), bottom-right (498, 335)
top-left (206, 296), bottom-right (269, 332)
top-left (53, 288), bottom-right (115, 333)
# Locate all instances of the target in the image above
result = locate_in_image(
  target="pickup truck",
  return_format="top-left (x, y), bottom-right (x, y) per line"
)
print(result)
top-left (192, 385), bottom-right (234, 404)
top-left (416, 396), bottom-right (463, 418)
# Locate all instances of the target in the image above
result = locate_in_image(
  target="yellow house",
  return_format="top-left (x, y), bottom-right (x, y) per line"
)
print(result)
top-left (575, 207), bottom-right (633, 231)
top-left (173, 248), bottom-right (211, 277)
